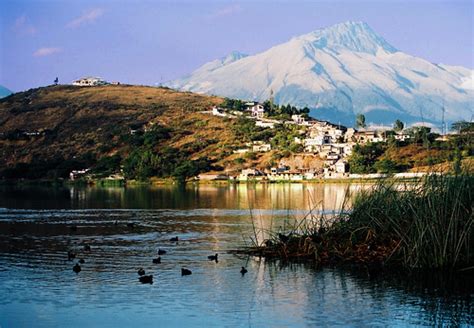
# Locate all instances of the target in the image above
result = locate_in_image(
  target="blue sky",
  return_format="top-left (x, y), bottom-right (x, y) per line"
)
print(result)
top-left (1, 0), bottom-right (473, 92)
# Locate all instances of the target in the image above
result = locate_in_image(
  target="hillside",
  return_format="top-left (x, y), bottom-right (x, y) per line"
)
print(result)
top-left (0, 85), bottom-right (229, 179)
top-left (167, 21), bottom-right (473, 127)
top-left (0, 84), bottom-right (323, 181)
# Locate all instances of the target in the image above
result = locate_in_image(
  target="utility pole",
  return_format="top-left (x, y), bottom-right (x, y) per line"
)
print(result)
top-left (441, 100), bottom-right (446, 135)
top-left (269, 89), bottom-right (274, 114)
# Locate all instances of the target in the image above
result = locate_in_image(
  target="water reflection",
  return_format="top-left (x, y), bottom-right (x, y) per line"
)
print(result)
top-left (0, 185), bottom-right (472, 327)
top-left (0, 183), bottom-right (367, 211)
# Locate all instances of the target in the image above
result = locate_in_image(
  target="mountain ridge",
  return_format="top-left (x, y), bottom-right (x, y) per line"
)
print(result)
top-left (167, 21), bottom-right (473, 127)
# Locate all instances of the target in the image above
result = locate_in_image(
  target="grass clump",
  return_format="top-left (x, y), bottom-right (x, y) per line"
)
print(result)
top-left (240, 173), bottom-right (473, 271)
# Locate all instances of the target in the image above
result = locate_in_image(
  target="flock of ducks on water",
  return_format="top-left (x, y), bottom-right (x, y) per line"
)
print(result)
top-left (68, 227), bottom-right (248, 284)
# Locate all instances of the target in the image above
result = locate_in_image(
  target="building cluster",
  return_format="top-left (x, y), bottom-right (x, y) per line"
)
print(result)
top-left (72, 77), bottom-right (121, 87)
top-left (210, 101), bottom-right (412, 181)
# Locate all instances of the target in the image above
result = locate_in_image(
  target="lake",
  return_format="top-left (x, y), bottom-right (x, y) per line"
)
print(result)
top-left (0, 183), bottom-right (472, 327)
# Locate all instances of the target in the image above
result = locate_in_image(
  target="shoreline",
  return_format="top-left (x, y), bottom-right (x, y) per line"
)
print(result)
top-left (0, 175), bottom-right (438, 187)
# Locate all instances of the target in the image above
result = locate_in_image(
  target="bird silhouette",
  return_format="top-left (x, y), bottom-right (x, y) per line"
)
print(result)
top-left (181, 268), bottom-right (192, 276)
top-left (139, 275), bottom-right (153, 284)
top-left (170, 236), bottom-right (179, 242)
top-left (158, 249), bottom-right (167, 255)
top-left (138, 268), bottom-right (145, 276)
top-left (79, 259), bottom-right (85, 264)
top-left (73, 263), bottom-right (81, 274)
top-left (240, 267), bottom-right (248, 275)
top-left (208, 253), bottom-right (218, 262)
top-left (152, 257), bottom-right (161, 264)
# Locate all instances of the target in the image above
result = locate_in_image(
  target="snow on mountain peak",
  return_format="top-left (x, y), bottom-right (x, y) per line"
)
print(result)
top-left (166, 22), bottom-right (473, 126)
top-left (298, 21), bottom-right (397, 54)
top-left (222, 51), bottom-right (248, 65)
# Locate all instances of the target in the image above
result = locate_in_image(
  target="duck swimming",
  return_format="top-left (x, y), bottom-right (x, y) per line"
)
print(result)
top-left (158, 249), bottom-right (167, 255)
top-left (73, 263), bottom-right (81, 274)
top-left (139, 275), bottom-right (153, 284)
top-left (181, 268), bottom-right (192, 276)
top-left (152, 257), bottom-right (161, 264)
top-left (208, 253), bottom-right (218, 262)
top-left (170, 236), bottom-right (179, 242)
top-left (138, 268), bottom-right (145, 276)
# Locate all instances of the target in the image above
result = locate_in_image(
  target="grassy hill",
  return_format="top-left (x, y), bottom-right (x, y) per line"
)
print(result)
top-left (0, 85), bottom-right (234, 180)
top-left (0, 84), bottom-right (314, 181)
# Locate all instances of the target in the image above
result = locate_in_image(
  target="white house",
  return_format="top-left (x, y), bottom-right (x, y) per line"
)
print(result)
top-left (72, 77), bottom-right (108, 86)
top-left (249, 104), bottom-right (265, 118)
top-left (335, 160), bottom-right (349, 173)
top-left (212, 106), bottom-right (227, 117)
top-left (252, 143), bottom-right (272, 152)
top-left (291, 114), bottom-right (306, 125)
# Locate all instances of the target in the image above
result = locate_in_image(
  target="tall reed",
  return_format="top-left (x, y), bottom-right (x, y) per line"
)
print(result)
top-left (340, 174), bottom-right (473, 269)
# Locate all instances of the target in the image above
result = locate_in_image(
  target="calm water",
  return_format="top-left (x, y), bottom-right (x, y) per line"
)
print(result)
top-left (0, 184), bottom-right (472, 327)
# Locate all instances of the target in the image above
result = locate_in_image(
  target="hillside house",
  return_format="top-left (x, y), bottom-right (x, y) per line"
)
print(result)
top-left (249, 104), bottom-right (265, 118)
top-left (395, 133), bottom-right (410, 141)
top-left (238, 168), bottom-right (265, 181)
top-left (69, 169), bottom-right (90, 180)
top-left (212, 106), bottom-right (227, 117)
top-left (72, 77), bottom-right (108, 86)
top-left (352, 131), bottom-right (383, 144)
top-left (335, 160), bottom-right (349, 173)
top-left (252, 143), bottom-right (272, 152)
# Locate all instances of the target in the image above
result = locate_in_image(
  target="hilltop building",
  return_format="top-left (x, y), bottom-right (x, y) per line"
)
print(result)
top-left (72, 77), bottom-right (108, 86)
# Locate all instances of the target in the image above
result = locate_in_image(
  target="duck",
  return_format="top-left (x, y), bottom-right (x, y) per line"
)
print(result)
top-left (83, 245), bottom-right (91, 251)
top-left (79, 258), bottom-right (85, 264)
top-left (73, 263), bottom-right (81, 273)
top-left (181, 268), bottom-right (192, 276)
top-left (170, 236), bottom-right (179, 242)
top-left (67, 250), bottom-right (76, 261)
top-left (208, 253), bottom-right (218, 262)
top-left (158, 249), bottom-right (167, 255)
top-left (126, 222), bottom-right (136, 228)
top-left (139, 275), bottom-right (153, 284)
top-left (137, 268), bottom-right (145, 276)
top-left (152, 257), bottom-right (161, 264)
top-left (240, 267), bottom-right (248, 275)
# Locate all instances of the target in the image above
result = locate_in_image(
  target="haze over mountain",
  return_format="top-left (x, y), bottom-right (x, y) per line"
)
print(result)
top-left (167, 21), bottom-right (473, 127)
top-left (0, 86), bottom-right (12, 99)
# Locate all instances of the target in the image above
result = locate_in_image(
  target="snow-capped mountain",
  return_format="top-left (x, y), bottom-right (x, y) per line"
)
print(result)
top-left (0, 86), bottom-right (12, 99)
top-left (167, 21), bottom-right (473, 127)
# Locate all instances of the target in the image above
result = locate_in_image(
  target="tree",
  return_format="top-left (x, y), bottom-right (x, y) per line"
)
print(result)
top-left (451, 121), bottom-right (474, 134)
top-left (393, 119), bottom-right (404, 132)
top-left (347, 143), bottom-right (385, 174)
top-left (355, 114), bottom-right (366, 129)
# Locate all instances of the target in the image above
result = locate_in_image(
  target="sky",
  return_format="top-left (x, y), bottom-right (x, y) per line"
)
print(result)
top-left (1, 0), bottom-right (473, 92)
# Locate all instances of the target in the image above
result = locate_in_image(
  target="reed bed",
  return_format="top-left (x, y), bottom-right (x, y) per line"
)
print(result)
top-left (238, 174), bottom-right (473, 271)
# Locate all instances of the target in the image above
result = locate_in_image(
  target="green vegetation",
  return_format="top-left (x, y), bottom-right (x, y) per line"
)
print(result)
top-left (393, 119), bottom-right (404, 132)
top-left (241, 173), bottom-right (473, 271)
top-left (355, 113), bottom-right (366, 129)
top-left (347, 125), bottom-right (473, 174)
